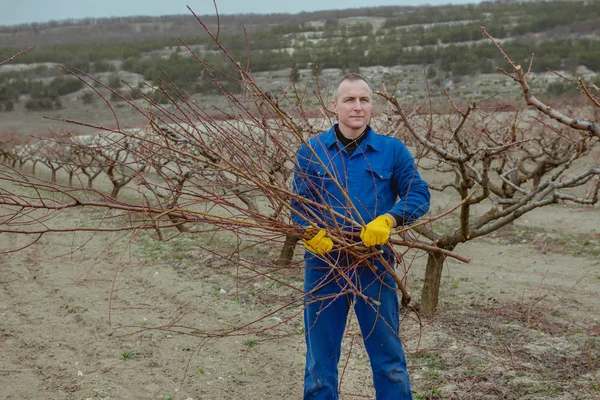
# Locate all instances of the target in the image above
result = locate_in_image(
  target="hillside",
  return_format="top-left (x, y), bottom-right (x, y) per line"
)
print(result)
top-left (0, 0), bottom-right (599, 134)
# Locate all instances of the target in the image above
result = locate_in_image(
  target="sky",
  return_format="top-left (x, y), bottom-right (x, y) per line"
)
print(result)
top-left (1, 0), bottom-right (481, 27)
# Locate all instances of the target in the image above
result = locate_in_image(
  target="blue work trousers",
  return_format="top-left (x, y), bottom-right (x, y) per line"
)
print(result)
top-left (303, 265), bottom-right (412, 399)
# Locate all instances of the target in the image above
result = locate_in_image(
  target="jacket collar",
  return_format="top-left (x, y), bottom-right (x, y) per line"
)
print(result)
top-left (322, 124), bottom-right (380, 151)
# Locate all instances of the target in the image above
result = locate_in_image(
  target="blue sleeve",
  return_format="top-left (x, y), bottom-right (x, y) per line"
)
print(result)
top-left (388, 142), bottom-right (430, 225)
top-left (290, 143), bottom-right (313, 228)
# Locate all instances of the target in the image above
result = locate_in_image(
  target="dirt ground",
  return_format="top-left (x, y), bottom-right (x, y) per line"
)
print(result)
top-left (1, 160), bottom-right (599, 400)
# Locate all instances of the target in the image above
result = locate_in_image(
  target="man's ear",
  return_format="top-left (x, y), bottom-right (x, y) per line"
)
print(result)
top-left (331, 99), bottom-right (337, 112)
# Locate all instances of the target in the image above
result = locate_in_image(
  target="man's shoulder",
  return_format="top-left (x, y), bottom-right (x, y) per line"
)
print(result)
top-left (369, 130), bottom-right (406, 148)
top-left (310, 131), bottom-right (329, 141)
top-left (306, 127), bottom-right (335, 146)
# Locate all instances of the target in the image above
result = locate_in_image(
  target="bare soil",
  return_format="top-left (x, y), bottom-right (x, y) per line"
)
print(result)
top-left (1, 162), bottom-right (599, 400)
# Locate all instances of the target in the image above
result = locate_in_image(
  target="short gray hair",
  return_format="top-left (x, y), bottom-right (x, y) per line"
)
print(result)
top-left (333, 73), bottom-right (371, 101)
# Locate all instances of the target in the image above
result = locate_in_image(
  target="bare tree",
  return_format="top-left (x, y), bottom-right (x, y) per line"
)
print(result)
top-left (372, 30), bottom-right (600, 316)
top-left (37, 133), bottom-right (66, 184)
top-left (70, 141), bottom-right (104, 188)
top-left (480, 27), bottom-right (600, 139)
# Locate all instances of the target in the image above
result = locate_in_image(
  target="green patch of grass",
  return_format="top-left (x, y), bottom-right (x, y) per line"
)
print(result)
top-left (450, 276), bottom-right (471, 289)
top-left (243, 339), bottom-right (259, 348)
top-left (462, 368), bottom-right (488, 379)
top-left (524, 384), bottom-right (563, 394)
top-left (414, 387), bottom-right (442, 399)
top-left (138, 235), bottom-right (196, 262)
top-left (354, 358), bottom-right (369, 366)
top-left (176, 286), bottom-right (192, 294)
top-left (121, 351), bottom-right (137, 360)
top-left (411, 351), bottom-right (445, 370)
top-left (550, 310), bottom-right (569, 318)
top-left (425, 369), bottom-right (441, 379)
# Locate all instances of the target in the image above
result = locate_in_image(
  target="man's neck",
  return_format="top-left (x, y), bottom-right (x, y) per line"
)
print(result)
top-left (337, 125), bottom-right (366, 140)
top-left (334, 124), bottom-right (368, 151)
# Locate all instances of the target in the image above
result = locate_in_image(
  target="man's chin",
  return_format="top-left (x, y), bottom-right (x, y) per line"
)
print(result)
top-left (345, 119), bottom-right (366, 126)
top-left (349, 122), bottom-right (367, 130)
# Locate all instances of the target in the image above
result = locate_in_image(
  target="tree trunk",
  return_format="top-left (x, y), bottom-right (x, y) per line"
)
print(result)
top-left (276, 235), bottom-right (298, 266)
top-left (51, 168), bottom-right (57, 183)
top-left (168, 213), bottom-right (189, 232)
top-left (110, 185), bottom-right (121, 199)
top-left (420, 251), bottom-right (447, 317)
top-left (32, 161), bottom-right (38, 175)
top-left (84, 169), bottom-right (101, 188)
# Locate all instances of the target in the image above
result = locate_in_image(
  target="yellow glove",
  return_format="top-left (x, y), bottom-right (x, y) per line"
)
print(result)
top-left (303, 228), bottom-right (334, 255)
top-left (360, 215), bottom-right (395, 247)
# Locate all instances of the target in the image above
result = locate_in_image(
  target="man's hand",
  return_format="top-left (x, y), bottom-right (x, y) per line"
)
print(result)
top-left (360, 215), bottom-right (395, 247)
top-left (303, 228), bottom-right (334, 255)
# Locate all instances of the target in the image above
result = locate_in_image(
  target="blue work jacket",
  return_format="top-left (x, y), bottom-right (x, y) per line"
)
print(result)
top-left (291, 124), bottom-right (430, 268)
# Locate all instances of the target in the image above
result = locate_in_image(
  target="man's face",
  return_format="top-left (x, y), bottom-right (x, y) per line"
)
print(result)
top-left (332, 79), bottom-right (372, 137)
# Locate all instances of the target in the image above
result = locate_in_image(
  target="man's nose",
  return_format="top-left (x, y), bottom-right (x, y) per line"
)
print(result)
top-left (353, 100), bottom-right (362, 110)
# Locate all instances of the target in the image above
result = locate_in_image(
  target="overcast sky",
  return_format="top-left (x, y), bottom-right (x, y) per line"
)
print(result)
top-left (1, 0), bottom-right (480, 26)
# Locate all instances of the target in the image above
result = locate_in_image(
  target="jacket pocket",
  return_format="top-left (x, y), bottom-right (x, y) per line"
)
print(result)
top-left (363, 166), bottom-right (393, 213)
top-left (365, 166), bottom-right (392, 182)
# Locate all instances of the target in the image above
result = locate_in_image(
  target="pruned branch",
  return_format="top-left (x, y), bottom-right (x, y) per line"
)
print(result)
top-left (481, 26), bottom-right (600, 139)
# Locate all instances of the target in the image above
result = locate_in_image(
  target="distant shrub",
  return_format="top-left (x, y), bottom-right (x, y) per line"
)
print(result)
top-left (69, 59), bottom-right (91, 73)
top-left (92, 61), bottom-right (115, 73)
top-left (0, 84), bottom-right (18, 102)
top-left (25, 98), bottom-right (60, 111)
top-left (147, 89), bottom-right (174, 104)
top-left (545, 81), bottom-right (579, 97)
top-left (80, 91), bottom-right (95, 104)
top-left (426, 65), bottom-right (437, 79)
top-left (108, 74), bottom-right (122, 90)
top-left (28, 82), bottom-right (50, 99)
top-left (127, 88), bottom-right (145, 100)
top-left (48, 77), bottom-right (84, 96)
top-left (109, 90), bottom-right (123, 102)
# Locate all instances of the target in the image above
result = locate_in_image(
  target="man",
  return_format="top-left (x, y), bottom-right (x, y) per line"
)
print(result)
top-left (291, 73), bottom-right (430, 400)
